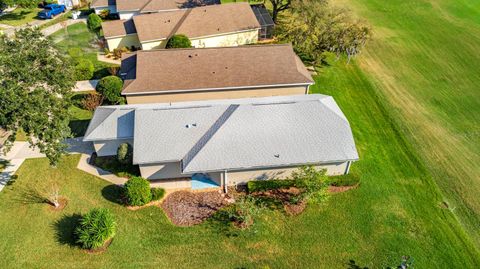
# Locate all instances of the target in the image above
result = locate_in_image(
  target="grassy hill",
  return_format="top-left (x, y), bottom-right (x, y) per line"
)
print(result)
top-left (328, 0), bottom-right (480, 248)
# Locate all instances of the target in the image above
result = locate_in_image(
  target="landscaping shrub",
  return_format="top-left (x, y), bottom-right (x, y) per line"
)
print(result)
top-left (124, 177), bottom-right (152, 206)
top-left (247, 179), bottom-right (296, 193)
top-left (81, 92), bottom-right (103, 111)
top-left (166, 34), bottom-right (191, 49)
top-left (328, 174), bottom-right (360, 187)
top-left (151, 188), bottom-right (165, 201)
top-left (87, 13), bottom-right (102, 32)
top-left (74, 59), bottom-right (94, 81)
top-left (291, 166), bottom-right (329, 204)
top-left (226, 196), bottom-right (260, 229)
top-left (75, 208), bottom-right (116, 249)
top-left (116, 142), bottom-right (133, 165)
top-left (99, 9), bottom-right (110, 19)
top-left (96, 75), bottom-right (124, 104)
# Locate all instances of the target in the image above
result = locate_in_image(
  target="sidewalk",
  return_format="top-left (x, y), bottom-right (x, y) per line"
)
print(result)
top-left (74, 79), bottom-right (99, 92)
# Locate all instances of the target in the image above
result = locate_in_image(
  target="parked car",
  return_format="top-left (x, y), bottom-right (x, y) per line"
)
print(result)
top-left (37, 4), bottom-right (66, 19)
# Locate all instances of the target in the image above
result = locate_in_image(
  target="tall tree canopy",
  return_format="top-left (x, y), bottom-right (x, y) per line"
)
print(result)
top-left (277, 0), bottom-right (371, 65)
top-left (1, 0), bottom-right (38, 8)
top-left (267, 0), bottom-right (291, 23)
top-left (0, 28), bottom-right (75, 165)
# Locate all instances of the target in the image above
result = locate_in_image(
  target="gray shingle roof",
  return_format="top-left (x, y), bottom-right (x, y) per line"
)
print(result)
top-left (83, 95), bottom-right (359, 172)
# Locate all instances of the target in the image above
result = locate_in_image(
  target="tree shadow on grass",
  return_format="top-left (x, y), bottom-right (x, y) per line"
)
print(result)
top-left (0, 10), bottom-right (29, 22)
top-left (101, 184), bottom-right (125, 205)
top-left (346, 259), bottom-right (369, 269)
top-left (53, 213), bottom-right (82, 246)
top-left (12, 187), bottom-right (48, 205)
top-left (69, 119), bottom-right (90, 137)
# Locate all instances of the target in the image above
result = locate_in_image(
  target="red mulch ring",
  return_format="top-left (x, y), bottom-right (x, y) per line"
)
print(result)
top-left (48, 197), bottom-right (68, 211)
top-left (284, 200), bottom-right (306, 216)
top-left (161, 191), bottom-right (229, 226)
top-left (328, 184), bottom-right (359, 193)
top-left (85, 238), bottom-right (113, 254)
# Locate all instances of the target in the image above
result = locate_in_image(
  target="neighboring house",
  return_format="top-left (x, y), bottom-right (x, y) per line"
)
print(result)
top-left (83, 94), bottom-right (359, 190)
top-left (119, 44), bottom-right (314, 104)
top-left (91, 0), bottom-right (117, 14)
top-left (58, 0), bottom-right (80, 9)
top-left (92, 0), bottom-right (218, 19)
top-left (102, 2), bottom-right (261, 50)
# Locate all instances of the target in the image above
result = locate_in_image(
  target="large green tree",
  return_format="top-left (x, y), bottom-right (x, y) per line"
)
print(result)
top-left (0, 28), bottom-right (75, 165)
top-left (0, 0), bottom-right (38, 9)
top-left (277, 0), bottom-right (371, 65)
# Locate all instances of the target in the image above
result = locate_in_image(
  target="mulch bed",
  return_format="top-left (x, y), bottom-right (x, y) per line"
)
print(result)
top-left (253, 187), bottom-right (307, 215)
top-left (48, 197), bottom-right (68, 211)
top-left (161, 191), bottom-right (229, 227)
top-left (328, 184), bottom-right (359, 193)
top-left (284, 200), bottom-right (307, 216)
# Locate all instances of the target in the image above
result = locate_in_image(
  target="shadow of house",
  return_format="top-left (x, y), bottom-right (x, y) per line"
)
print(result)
top-left (180, 0), bottom-right (220, 9)
top-left (53, 213), bottom-right (82, 246)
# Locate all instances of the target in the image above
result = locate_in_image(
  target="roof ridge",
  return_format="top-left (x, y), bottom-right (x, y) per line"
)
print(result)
top-left (182, 104), bottom-right (240, 171)
top-left (166, 8), bottom-right (192, 40)
top-left (139, 0), bottom-right (155, 12)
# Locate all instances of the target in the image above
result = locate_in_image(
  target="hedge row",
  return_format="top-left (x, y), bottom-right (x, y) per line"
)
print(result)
top-left (247, 179), bottom-right (297, 193)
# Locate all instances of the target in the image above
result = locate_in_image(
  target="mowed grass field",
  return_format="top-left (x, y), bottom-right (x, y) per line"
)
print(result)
top-left (330, 0), bottom-right (480, 248)
top-left (0, 59), bottom-right (479, 267)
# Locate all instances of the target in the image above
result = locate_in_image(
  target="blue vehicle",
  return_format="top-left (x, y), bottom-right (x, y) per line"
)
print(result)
top-left (37, 4), bottom-right (66, 19)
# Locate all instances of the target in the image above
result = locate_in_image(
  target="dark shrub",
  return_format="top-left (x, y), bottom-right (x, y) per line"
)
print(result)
top-left (151, 188), bottom-right (165, 201)
top-left (96, 75), bottom-right (124, 104)
top-left (166, 34), bottom-right (191, 49)
top-left (87, 13), bottom-right (102, 32)
top-left (81, 92), bottom-right (103, 111)
top-left (247, 179), bottom-right (296, 193)
top-left (124, 177), bottom-right (152, 206)
top-left (327, 174), bottom-right (360, 187)
top-left (116, 142), bottom-right (133, 165)
top-left (75, 208), bottom-right (116, 249)
top-left (74, 59), bottom-right (94, 81)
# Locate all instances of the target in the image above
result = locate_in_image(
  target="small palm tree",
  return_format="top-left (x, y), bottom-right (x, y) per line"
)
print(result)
top-left (76, 208), bottom-right (117, 249)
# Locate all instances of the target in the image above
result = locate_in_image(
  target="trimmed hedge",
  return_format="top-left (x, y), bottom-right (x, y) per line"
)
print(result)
top-left (151, 188), bottom-right (165, 201)
top-left (166, 34), bottom-right (191, 49)
top-left (123, 176), bottom-right (151, 206)
top-left (117, 143), bottom-right (133, 165)
top-left (247, 179), bottom-right (297, 193)
top-left (87, 13), bottom-right (102, 32)
top-left (74, 59), bottom-right (94, 81)
top-left (96, 75), bottom-right (124, 104)
top-left (327, 174), bottom-right (360, 187)
top-left (75, 208), bottom-right (116, 249)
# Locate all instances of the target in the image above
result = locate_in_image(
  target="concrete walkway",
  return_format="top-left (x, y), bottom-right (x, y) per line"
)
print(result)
top-left (41, 18), bottom-right (86, 37)
top-left (74, 80), bottom-right (99, 92)
top-left (0, 137), bottom-right (115, 191)
top-left (76, 154), bottom-right (128, 185)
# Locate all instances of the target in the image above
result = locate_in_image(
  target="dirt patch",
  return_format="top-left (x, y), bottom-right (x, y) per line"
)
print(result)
top-left (254, 187), bottom-right (302, 203)
top-left (284, 200), bottom-right (307, 216)
top-left (161, 191), bottom-right (229, 226)
top-left (85, 238), bottom-right (113, 254)
top-left (328, 184), bottom-right (358, 193)
top-left (48, 197), bottom-right (68, 211)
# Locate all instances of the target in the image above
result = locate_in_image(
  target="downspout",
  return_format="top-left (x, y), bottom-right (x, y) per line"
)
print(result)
top-left (223, 170), bottom-right (228, 193)
top-left (344, 161), bottom-right (351, 175)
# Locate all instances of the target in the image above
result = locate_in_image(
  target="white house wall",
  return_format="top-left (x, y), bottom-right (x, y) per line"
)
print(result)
top-left (106, 34), bottom-right (141, 50)
top-left (119, 11), bottom-right (139, 20)
top-left (226, 162), bottom-right (350, 186)
top-left (93, 139), bottom-right (133, 157)
top-left (190, 30), bottom-right (259, 48)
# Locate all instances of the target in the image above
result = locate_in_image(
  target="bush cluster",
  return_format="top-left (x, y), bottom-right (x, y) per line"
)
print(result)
top-left (166, 34), bottom-right (192, 49)
top-left (327, 174), bottom-right (360, 187)
top-left (151, 188), bottom-right (165, 201)
top-left (116, 143), bottom-right (133, 165)
top-left (87, 13), bottom-right (102, 32)
top-left (123, 177), bottom-right (152, 206)
top-left (81, 92), bottom-right (103, 111)
top-left (96, 75), bottom-right (124, 104)
top-left (75, 208), bottom-right (116, 249)
top-left (247, 179), bottom-right (296, 193)
top-left (74, 59), bottom-right (94, 81)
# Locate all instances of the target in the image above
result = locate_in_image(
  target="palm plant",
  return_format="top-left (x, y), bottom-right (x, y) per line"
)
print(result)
top-left (75, 208), bottom-right (116, 249)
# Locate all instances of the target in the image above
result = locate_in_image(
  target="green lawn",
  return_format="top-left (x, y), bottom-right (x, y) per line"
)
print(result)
top-left (0, 55), bottom-right (479, 267)
top-left (0, 8), bottom-right (41, 26)
top-left (331, 0), bottom-right (480, 248)
top-left (50, 22), bottom-right (118, 80)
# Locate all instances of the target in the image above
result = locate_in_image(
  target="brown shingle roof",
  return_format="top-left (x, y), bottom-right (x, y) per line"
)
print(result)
top-left (140, 0), bottom-right (189, 12)
top-left (121, 44), bottom-right (314, 95)
top-left (132, 2), bottom-right (260, 42)
top-left (91, 0), bottom-right (116, 7)
top-left (102, 19), bottom-right (137, 38)
top-left (116, 0), bottom-right (150, 11)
